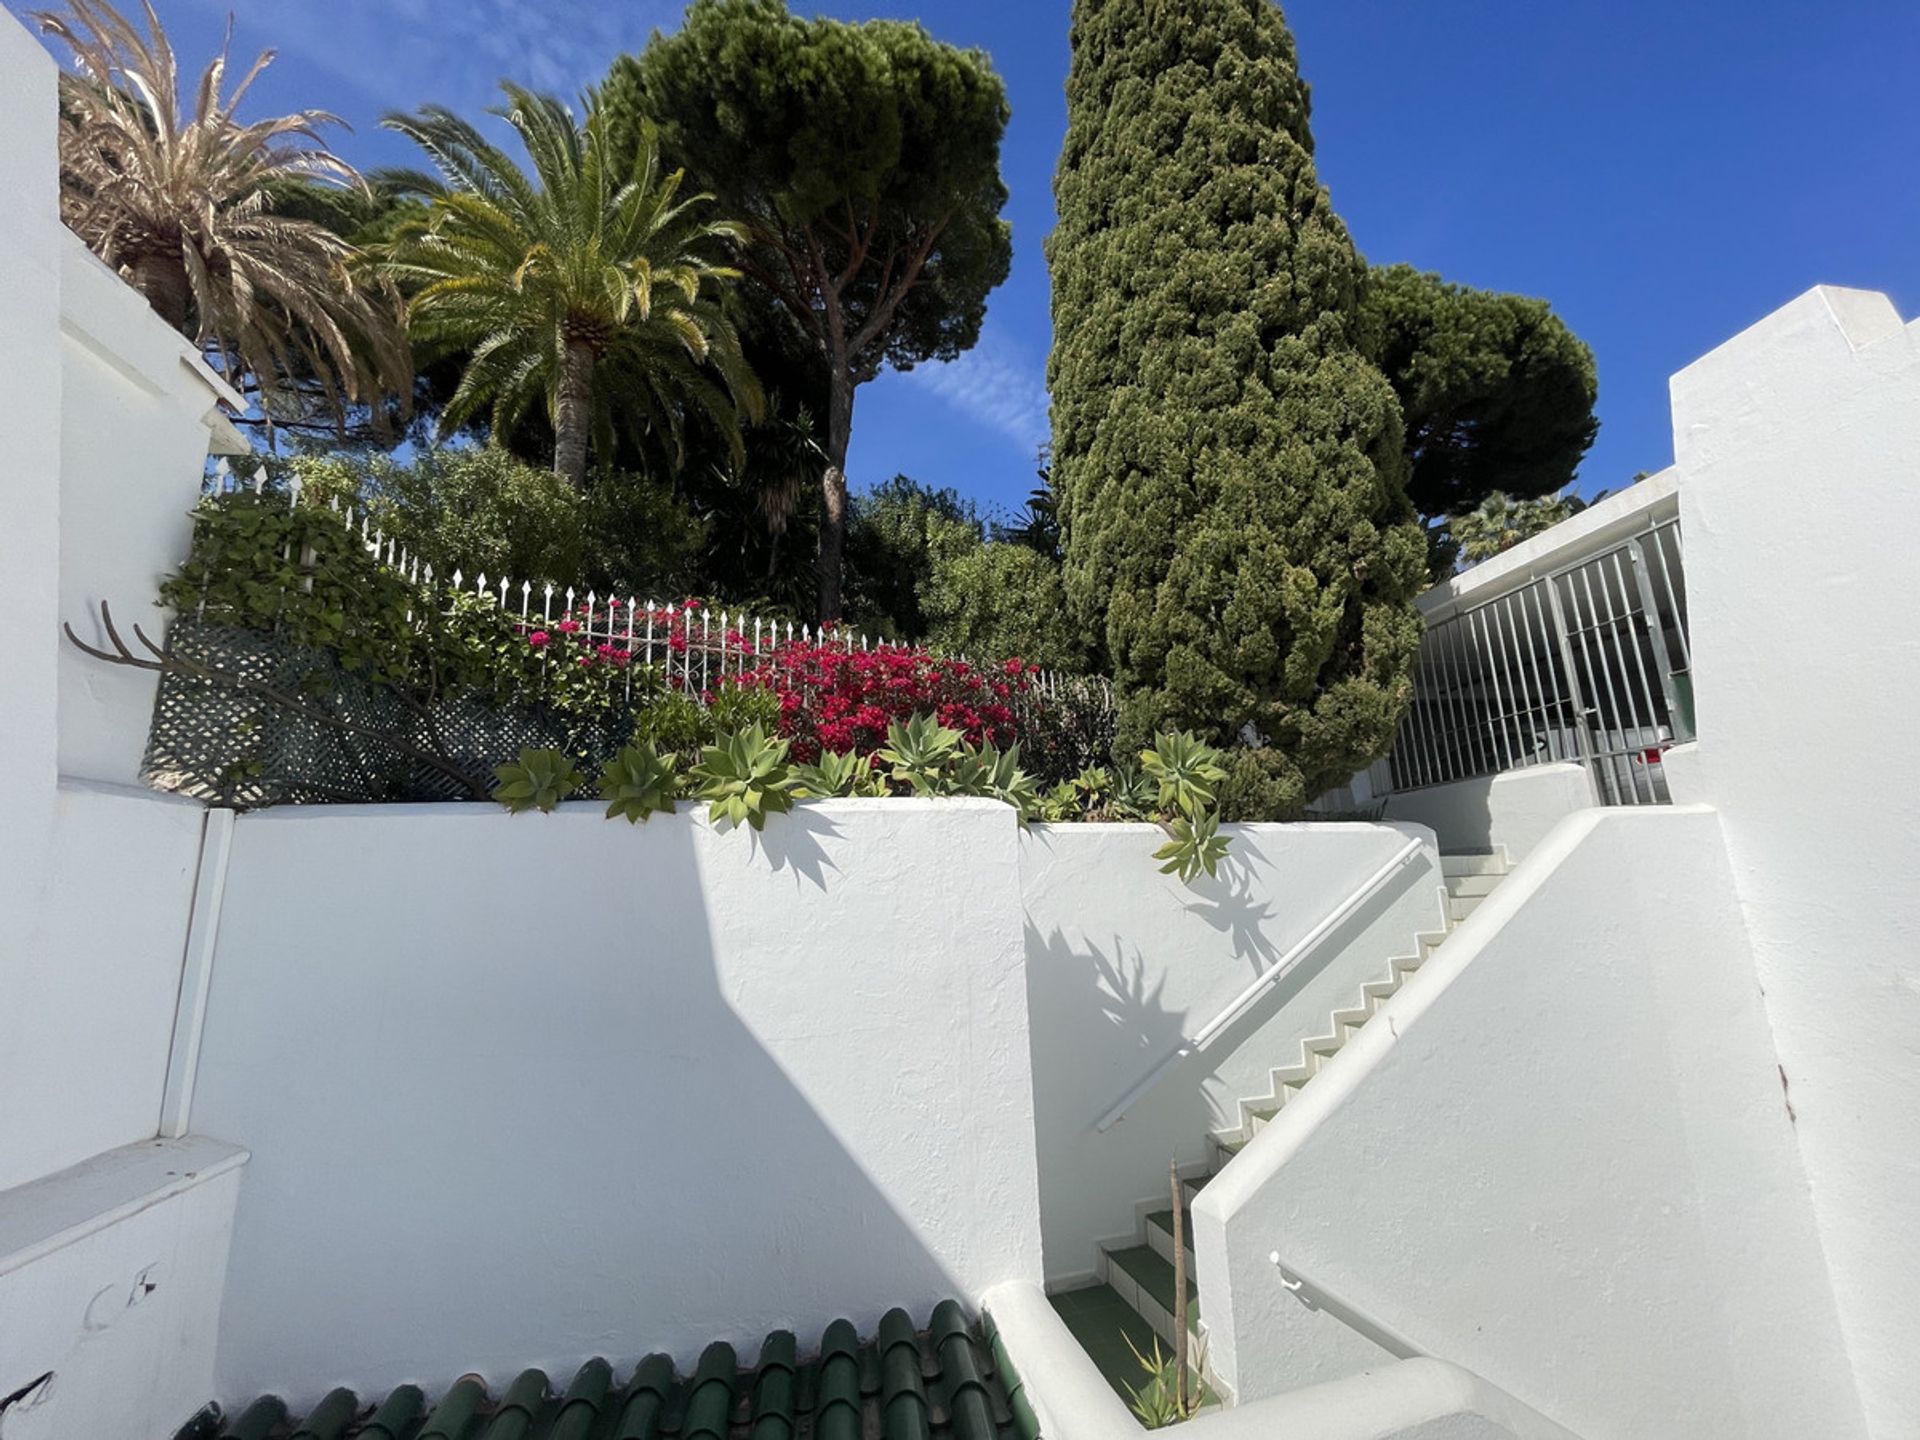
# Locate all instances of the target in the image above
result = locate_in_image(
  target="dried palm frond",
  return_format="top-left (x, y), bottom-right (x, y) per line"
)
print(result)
top-left (34, 0), bottom-right (411, 436)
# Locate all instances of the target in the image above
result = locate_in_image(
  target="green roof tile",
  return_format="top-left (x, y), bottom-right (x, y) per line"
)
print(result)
top-left (419, 1375), bottom-right (489, 1440)
top-left (877, 1309), bottom-right (930, 1440)
top-left (287, 1387), bottom-right (357, 1440)
top-left (361, 1385), bottom-right (425, 1440)
top-left (484, 1369), bottom-right (551, 1440)
top-left (186, 1302), bottom-right (1036, 1440)
top-left (613, 1355), bottom-right (675, 1440)
top-left (749, 1331), bottom-right (799, 1440)
top-left (681, 1343), bottom-right (737, 1440)
top-left (551, 1360), bottom-right (611, 1440)
top-left (227, 1397), bottom-right (286, 1440)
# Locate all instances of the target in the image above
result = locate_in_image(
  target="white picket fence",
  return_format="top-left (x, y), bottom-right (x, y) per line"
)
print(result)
top-left (204, 459), bottom-right (1104, 702)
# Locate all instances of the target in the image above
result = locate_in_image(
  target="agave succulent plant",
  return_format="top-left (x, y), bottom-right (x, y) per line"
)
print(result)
top-left (492, 747), bottom-right (583, 814)
top-left (691, 724), bottom-right (798, 831)
top-left (952, 740), bottom-right (1042, 825)
top-left (877, 713), bottom-right (966, 796)
top-left (794, 747), bottom-right (884, 799)
top-left (1141, 731), bottom-right (1229, 818)
top-left (1153, 808), bottom-right (1232, 884)
top-left (598, 743), bottom-right (681, 824)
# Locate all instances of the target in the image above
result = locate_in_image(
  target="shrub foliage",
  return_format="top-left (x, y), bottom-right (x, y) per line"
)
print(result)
top-left (1048, 0), bottom-right (1429, 817)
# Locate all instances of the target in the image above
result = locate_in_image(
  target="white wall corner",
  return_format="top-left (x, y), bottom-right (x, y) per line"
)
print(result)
top-left (1667, 281), bottom-right (1920, 1435)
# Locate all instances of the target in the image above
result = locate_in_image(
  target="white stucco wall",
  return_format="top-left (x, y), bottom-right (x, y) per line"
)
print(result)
top-left (189, 799), bottom-right (1044, 1404)
top-left (57, 237), bottom-right (245, 787)
top-left (1381, 764), bottom-right (1594, 863)
top-left (1194, 808), bottom-right (1863, 1439)
top-left (1020, 822), bottom-right (1443, 1284)
top-left (0, 9), bottom-right (63, 966)
top-left (1, 782), bottom-right (210, 1192)
top-left (0, 1138), bottom-right (244, 1440)
top-left (1670, 286), bottom-right (1920, 1437)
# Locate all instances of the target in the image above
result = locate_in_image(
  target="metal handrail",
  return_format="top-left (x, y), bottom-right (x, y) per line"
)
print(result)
top-left (1094, 836), bottom-right (1429, 1132)
top-left (1267, 1249), bottom-right (1422, 1359)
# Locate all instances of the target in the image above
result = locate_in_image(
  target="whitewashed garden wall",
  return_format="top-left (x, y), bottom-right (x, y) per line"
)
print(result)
top-left (189, 798), bottom-right (1044, 1403)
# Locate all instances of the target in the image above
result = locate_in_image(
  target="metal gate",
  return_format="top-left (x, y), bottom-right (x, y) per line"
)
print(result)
top-left (1386, 519), bottom-right (1691, 806)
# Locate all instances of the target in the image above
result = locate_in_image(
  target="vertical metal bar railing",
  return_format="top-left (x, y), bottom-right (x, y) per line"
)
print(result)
top-left (1382, 514), bottom-right (1691, 807)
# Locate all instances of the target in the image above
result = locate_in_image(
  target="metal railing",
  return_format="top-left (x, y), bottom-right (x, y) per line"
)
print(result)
top-left (1386, 518), bottom-right (1691, 806)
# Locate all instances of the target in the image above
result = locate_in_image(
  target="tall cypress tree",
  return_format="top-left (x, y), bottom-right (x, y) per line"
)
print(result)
top-left (1048, 0), bottom-right (1428, 817)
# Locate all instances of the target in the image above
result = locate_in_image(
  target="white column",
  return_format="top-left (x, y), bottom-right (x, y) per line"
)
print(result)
top-left (0, 13), bottom-right (62, 933)
top-left (1672, 285), bottom-right (1920, 1436)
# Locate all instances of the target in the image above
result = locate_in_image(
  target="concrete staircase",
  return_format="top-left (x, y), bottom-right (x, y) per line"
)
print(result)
top-left (1066, 850), bottom-right (1513, 1403)
top-left (1215, 849), bottom-right (1510, 1154)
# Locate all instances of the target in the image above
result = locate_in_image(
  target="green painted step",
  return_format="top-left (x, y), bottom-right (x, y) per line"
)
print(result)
top-left (1104, 1245), bottom-right (1200, 1331)
top-left (1145, 1209), bottom-right (1194, 1243)
top-left (1049, 1285), bottom-right (1161, 1403)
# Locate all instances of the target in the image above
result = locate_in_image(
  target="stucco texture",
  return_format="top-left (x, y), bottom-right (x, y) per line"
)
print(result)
top-left (192, 799), bottom-right (1043, 1405)
top-left (1195, 808), bottom-right (1862, 1439)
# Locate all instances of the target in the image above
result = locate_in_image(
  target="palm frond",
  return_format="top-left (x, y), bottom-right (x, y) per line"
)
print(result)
top-left (376, 81), bottom-right (760, 483)
top-left (34, 0), bottom-right (411, 438)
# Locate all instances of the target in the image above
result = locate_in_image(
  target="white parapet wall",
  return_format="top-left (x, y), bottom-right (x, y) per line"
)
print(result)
top-left (1670, 286), bottom-right (1920, 1438)
top-left (2, 783), bottom-right (212, 1191)
top-left (983, 1280), bottom-right (1581, 1440)
top-left (1192, 807), bottom-right (1864, 1438)
top-left (56, 236), bottom-right (247, 786)
top-left (188, 799), bottom-right (1045, 1404)
top-left (0, 1138), bottom-right (245, 1440)
top-left (1020, 821), bottom-right (1443, 1284)
top-left (0, 0), bottom-right (64, 965)
top-left (1380, 763), bottom-right (1594, 864)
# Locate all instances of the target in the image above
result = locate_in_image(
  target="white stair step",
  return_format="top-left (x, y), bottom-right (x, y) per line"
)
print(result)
top-left (1364, 974), bottom-right (1402, 1004)
top-left (1444, 872), bottom-right (1503, 898)
top-left (1145, 1209), bottom-right (1198, 1270)
top-left (1441, 851), bottom-right (1508, 877)
top-left (1303, 1030), bottom-right (1344, 1059)
top-left (1446, 894), bottom-right (1485, 923)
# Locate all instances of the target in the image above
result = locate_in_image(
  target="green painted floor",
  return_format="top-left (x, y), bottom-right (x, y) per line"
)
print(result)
top-left (1049, 1284), bottom-right (1160, 1403)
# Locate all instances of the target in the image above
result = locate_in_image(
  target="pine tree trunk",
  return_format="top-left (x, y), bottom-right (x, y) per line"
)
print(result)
top-left (131, 249), bottom-right (191, 335)
top-left (815, 366), bottom-right (856, 624)
top-left (553, 341), bottom-right (596, 490)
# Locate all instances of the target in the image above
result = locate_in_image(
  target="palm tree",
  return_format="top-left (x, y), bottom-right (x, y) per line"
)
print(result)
top-left (379, 86), bottom-right (762, 489)
top-left (1451, 490), bottom-right (1582, 566)
top-left (34, 0), bottom-right (409, 434)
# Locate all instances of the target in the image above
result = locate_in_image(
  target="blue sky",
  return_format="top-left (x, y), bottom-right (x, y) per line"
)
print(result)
top-left (15, 0), bottom-right (1918, 519)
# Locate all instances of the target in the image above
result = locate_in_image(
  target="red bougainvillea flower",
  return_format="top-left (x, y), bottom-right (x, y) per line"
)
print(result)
top-left (528, 631), bottom-right (550, 648)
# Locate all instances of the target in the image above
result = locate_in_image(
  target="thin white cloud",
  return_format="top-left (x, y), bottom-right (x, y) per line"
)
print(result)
top-left (907, 331), bottom-right (1050, 457)
top-left (172, 0), bottom-right (678, 116)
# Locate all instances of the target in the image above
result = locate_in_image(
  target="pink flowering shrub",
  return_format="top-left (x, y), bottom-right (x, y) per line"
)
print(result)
top-left (718, 638), bottom-right (1033, 764)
